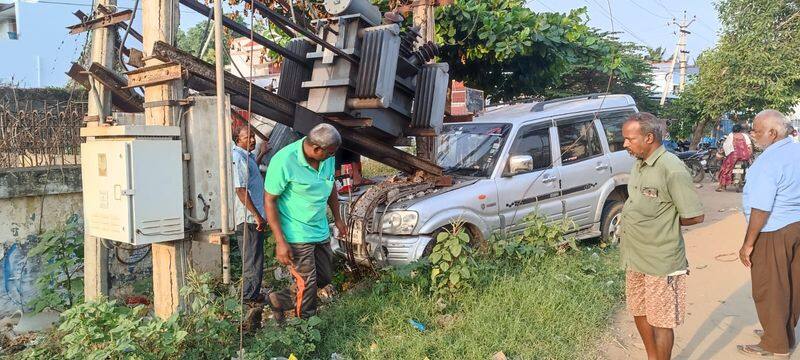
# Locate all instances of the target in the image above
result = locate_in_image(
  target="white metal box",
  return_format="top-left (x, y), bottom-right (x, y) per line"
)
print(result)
top-left (81, 137), bottom-right (184, 244)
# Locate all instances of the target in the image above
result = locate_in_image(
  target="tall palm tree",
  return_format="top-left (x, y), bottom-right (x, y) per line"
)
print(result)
top-left (644, 46), bottom-right (667, 62)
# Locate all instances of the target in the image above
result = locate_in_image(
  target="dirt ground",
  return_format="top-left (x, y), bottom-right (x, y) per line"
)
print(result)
top-left (598, 180), bottom-right (800, 359)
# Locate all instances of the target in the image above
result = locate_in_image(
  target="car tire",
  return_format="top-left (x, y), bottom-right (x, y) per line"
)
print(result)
top-left (600, 201), bottom-right (624, 246)
top-left (688, 161), bottom-right (705, 183)
top-left (422, 226), bottom-right (473, 257)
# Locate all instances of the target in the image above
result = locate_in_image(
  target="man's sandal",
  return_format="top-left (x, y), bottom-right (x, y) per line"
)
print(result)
top-left (737, 344), bottom-right (790, 358)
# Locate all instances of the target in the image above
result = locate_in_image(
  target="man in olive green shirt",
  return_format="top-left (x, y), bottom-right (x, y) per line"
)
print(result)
top-left (621, 112), bottom-right (705, 360)
top-left (264, 124), bottom-right (348, 321)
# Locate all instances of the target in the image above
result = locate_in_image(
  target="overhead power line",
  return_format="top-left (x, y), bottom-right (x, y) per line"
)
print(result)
top-left (650, 0), bottom-right (677, 19)
top-left (585, 0), bottom-right (651, 46)
top-left (628, 0), bottom-right (669, 20)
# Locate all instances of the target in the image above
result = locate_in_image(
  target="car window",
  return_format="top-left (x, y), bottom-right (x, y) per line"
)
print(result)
top-left (598, 110), bottom-right (636, 152)
top-left (557, 119), bottom-right (602, 164)
top-left (508, 125), bottom-right (551, 172)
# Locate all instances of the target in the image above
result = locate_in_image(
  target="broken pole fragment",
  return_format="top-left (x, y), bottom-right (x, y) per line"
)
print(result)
top-left (66, 62), bottom-right (145, 113)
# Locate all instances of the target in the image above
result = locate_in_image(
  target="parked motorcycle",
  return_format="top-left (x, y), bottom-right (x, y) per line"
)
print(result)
top-left (671, 146), bottom-right (721, 183)
top-left (731, 159), bottom-right (750, 192)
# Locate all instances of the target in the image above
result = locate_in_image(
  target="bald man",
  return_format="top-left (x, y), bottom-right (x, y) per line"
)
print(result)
top-left (738, 110), bottom-right (800, 357)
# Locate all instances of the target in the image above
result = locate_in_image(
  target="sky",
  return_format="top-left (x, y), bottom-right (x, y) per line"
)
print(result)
top-left (0, 0), bottom-right (721, 88)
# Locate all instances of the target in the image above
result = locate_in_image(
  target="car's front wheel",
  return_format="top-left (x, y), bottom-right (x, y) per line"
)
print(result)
top-left (600, 201), bottom-right (624, 246)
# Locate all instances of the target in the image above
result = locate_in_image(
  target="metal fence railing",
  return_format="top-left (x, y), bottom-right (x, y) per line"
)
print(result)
top-left (0, 101), bottom-right (86, 169)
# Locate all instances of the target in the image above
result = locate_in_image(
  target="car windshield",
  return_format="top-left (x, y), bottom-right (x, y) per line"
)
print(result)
top-left (436, 123), bottom-right (511, 177)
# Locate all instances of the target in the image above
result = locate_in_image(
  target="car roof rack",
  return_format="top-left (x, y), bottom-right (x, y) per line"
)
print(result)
top-left (530, 93), bottom-right (610, 112)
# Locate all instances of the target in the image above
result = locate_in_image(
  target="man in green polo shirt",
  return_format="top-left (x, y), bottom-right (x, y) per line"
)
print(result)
top-left (621, 112), bottom-right (705, 360)
top-left (264, 123), bottom-right (347, 321)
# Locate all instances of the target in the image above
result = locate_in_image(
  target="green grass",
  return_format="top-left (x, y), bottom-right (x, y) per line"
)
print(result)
top-left (312, 248), bottom-right (624, 360)
top-left (361, 158), bottom-right (398, 179)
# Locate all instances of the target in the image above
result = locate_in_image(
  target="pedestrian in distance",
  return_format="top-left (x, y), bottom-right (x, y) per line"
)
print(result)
top-left (737, 110), bottom-right (800, 358)
top-left (231, 125), bottom-right (268, 332)
top-left (263, 123), bottom-right (348, 322)
top-left (620, 112), bottom-right (705, 360)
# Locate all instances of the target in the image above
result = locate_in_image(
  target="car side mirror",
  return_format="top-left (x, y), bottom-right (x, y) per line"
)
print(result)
top-left (507, 155), bottom-right (534, 176)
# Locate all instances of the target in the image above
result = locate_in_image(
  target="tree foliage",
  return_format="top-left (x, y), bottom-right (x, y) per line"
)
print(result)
top-left (644, 46), bottom-right (667, 62)
top-left (434, 0), bottom-right (654, 106)
top-left (665, 0), bottom-right (800, 146)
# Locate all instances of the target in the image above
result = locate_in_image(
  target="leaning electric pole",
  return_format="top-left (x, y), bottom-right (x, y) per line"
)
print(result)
top-left (660, 11), bottom-right (696, 106)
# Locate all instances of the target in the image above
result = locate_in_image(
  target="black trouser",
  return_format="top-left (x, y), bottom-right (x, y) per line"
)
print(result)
top-left (236, 223), bottom-right (264, 302)
top-left (270, 241), bottom-right (333, 319)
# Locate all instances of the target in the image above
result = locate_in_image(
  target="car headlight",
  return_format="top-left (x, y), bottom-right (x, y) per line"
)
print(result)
top-left (700, 159), bottom-right (707, 166)
top-left (381, 211), bottom-right (418, 235)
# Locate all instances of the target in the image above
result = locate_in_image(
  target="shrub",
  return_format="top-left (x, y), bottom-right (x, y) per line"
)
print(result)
top-left (429, 220), bottom-right (474, 302)
top-left (247, 316), bottom-right (324, 359)
top-left (27, 214), bottom-right (84, 313)
top-left (490, 212), bottom-right (576, 260)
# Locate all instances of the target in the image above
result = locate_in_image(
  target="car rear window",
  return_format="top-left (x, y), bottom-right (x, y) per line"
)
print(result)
top-left (598, 110), bottom-right (637, 152)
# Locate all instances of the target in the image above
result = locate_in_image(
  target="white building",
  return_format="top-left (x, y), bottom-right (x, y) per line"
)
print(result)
top-left (648, 61), bottom-right (699, 101)
top-left (0, 2), bottom-right (18, 40)
top-left (225, 37), bottom-right (281, 90)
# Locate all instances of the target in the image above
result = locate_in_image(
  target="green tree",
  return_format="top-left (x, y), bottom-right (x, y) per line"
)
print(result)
top-left (670, 0), bottom-right (800, 147)
top-left (434, 1), bottom-right (652, 103)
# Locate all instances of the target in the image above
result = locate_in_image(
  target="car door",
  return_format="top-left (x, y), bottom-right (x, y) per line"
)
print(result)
top-left (597, 109), bottom-right (637, 175)
top-left (495, 122), bottom-right (562, 235)
top-left (555, 115), bottom-right (612, 229)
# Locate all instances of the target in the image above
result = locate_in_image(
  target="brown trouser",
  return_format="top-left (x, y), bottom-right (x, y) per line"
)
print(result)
top-left (751, 221), bottom-right (800, 354)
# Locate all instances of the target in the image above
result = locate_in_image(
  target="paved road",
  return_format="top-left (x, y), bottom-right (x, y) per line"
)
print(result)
top-left (598, 180), bottom-right (800, 359)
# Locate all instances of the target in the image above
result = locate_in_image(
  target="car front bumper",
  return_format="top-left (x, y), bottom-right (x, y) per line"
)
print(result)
top-left (331, 233), bottom-right (433, 266)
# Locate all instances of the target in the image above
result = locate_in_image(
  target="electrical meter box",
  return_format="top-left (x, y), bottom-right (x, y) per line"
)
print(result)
top-left (80, 126), bottom-right (184, 245)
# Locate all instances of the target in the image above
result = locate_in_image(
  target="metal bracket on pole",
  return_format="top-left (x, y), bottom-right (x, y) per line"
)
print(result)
top-left (125, 62), bottom-right (186, 89)
top-left (66, 9), bottom-right (133, 35)
top-left (142, 99), bottom-right (194, 108)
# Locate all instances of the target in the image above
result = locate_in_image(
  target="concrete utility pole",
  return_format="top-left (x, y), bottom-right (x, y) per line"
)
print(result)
top-left (660, 11), bottom-right (695, 106)
top-left (675, 11), bottom-right (695, 93)
top-left (413, 0), bottom-right (438, 163)
top-left (141, 0), bottom-right (187, 319)
top-left (84, 0), bottom-right (117, 301)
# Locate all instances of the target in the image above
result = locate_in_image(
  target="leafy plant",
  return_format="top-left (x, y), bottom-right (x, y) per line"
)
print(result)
top-left (491, 212), bottom-right (576, 261)
top-left (429, 220), bottom-right (474, 300)
top-left (27, 214), bottom-right (84, 313)
top-left (247, 316), bottom-right (324, 359)
top-left (177, 271), bottom-right (240, 359)
top-left (19, 271), bottom-right (241, 359)
top-left (20, 298), bottom-right (186, 360)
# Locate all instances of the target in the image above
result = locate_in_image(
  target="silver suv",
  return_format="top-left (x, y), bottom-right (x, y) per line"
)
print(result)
top-left (334, 94), bottom-right (638, 265)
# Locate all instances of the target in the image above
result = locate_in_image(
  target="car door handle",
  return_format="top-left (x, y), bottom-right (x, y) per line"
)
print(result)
top-left (542, 176), bottom-right (557, 184)
top-left (595, 163), bottom-right (610, 171)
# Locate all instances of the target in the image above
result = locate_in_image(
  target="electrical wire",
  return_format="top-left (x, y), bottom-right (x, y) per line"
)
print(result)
top-left (649, 0), bottom-right (677, 19)
top-left (585, 0), bottom-right (651, 46)
top-left (627, 0), bottom-right (669, 20)
top-left (118, 0), bottom-right (140, 72)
